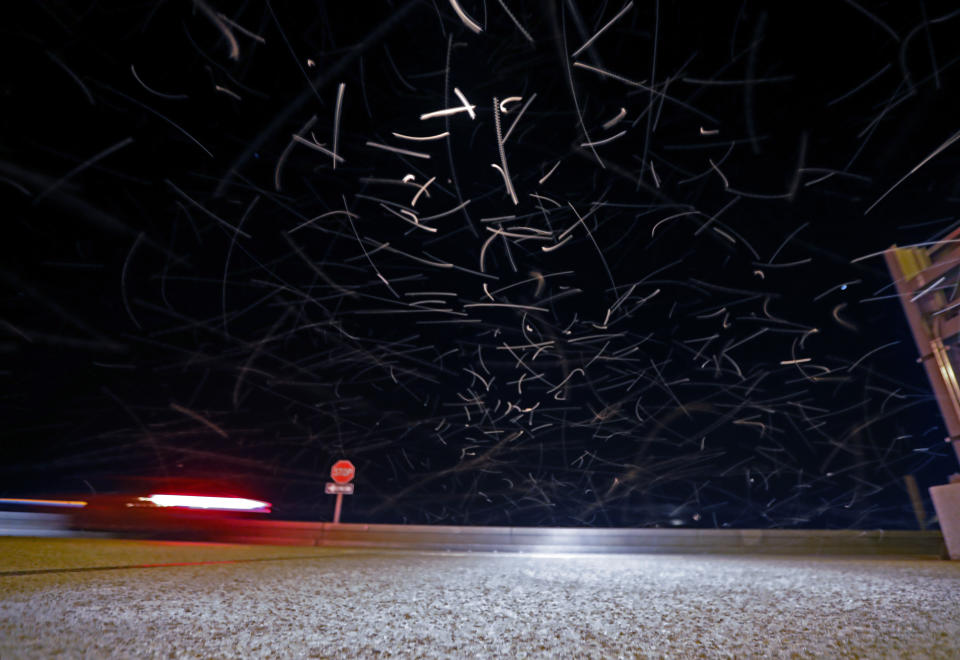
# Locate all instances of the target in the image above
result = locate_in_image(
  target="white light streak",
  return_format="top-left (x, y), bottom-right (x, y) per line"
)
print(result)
top-left (453, 87), bottom-right (477, 119)
top-left (143, 494), bottom-right (271, 512)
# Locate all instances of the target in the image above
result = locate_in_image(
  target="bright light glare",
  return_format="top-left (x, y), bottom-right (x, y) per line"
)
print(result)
top-left (142, 494), bottom-right (271, 512)
top-left (0, 498), bottom-right (88, 508)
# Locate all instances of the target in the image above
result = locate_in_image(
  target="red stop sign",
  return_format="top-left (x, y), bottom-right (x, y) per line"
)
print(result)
top-left (330, 460), bottom-right (355, 484)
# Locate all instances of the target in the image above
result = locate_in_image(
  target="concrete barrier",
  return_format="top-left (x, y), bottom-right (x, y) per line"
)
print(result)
top-left (930, 480), bottom-right (960, 559)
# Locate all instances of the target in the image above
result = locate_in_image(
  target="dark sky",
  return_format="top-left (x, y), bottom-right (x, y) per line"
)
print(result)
top-left (3, 0), bottom-right (960, 528)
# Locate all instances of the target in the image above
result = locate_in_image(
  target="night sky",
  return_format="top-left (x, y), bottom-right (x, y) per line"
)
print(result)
top-left (4, 0), bottom-right (960, 528)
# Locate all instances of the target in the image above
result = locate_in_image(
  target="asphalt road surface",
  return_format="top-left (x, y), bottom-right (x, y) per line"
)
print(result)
top-left (2, 538), bottom-right (959, 658)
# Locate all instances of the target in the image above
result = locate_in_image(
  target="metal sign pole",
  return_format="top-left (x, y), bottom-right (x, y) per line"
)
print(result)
top-left (884, 246), bottom-right (960, 465)
top-left (333, 492), bottom-right (343, 524)
top-left (885, 243), bottom-right (960, 559)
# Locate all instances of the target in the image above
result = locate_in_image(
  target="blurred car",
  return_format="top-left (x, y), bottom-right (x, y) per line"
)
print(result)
top-left (66, 477), bottom-right (272, 539)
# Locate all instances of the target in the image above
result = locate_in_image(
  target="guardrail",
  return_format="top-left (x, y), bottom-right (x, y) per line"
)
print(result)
top-left (212, 520), bottom-right (946, 557)
top-left (7, 511), bottom-right (945, 556)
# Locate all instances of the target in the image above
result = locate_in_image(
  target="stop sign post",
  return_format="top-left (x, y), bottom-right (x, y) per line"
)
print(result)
top-left (328, 460), bottom-right (355, 524)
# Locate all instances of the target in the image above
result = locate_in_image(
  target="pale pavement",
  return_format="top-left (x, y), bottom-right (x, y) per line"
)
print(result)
top-left (2, 538), bottom-right (959, 658)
